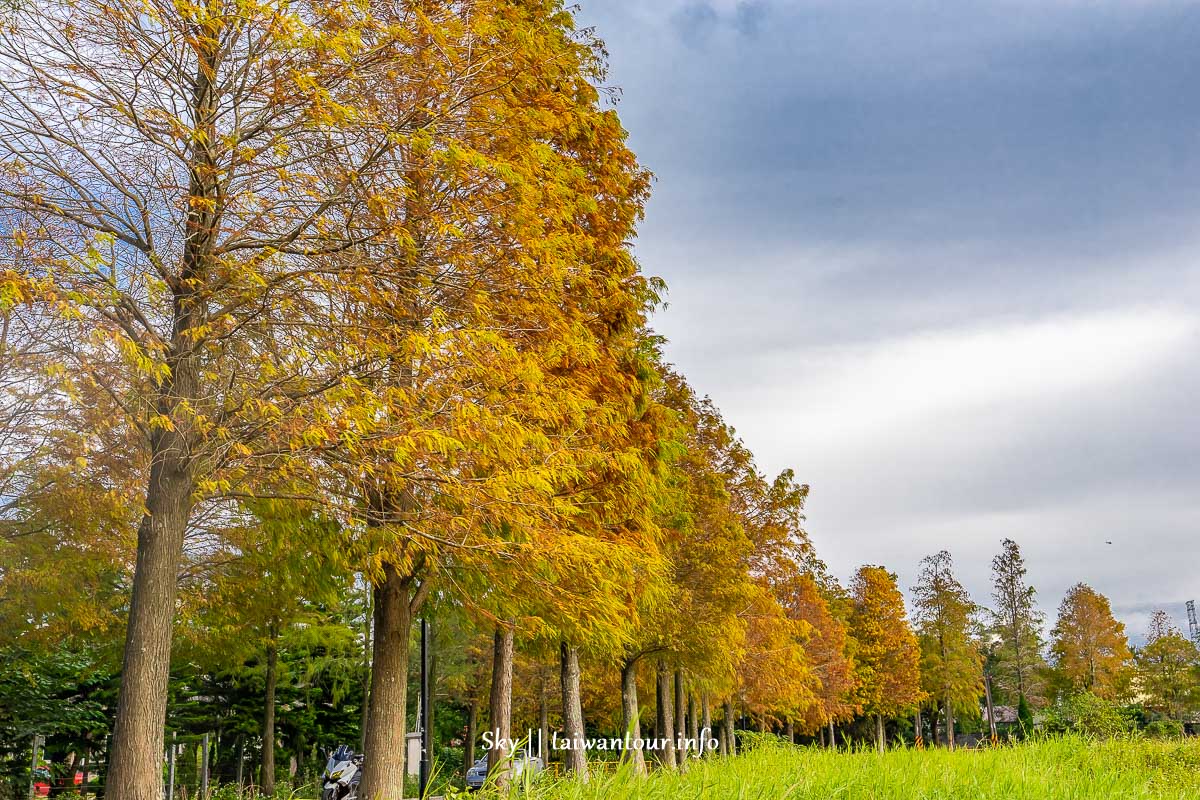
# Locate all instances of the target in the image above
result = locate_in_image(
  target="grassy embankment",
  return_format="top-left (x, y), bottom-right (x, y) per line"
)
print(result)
top-left (460, 736), bottom-right (1200, 800)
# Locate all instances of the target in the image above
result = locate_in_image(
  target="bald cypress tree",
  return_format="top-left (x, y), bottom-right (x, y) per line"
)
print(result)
top-left (912, 551), bottom-right (983, 751)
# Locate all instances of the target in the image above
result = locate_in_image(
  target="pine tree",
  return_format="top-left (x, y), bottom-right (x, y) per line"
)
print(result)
top-left (989, 539), bottom-right (1046, 706)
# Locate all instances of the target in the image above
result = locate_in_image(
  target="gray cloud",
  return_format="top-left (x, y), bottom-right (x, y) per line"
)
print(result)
top-left (577, 0), bottom-right (1200, 640)
top-left (672, 2), bottom-right (720, 44)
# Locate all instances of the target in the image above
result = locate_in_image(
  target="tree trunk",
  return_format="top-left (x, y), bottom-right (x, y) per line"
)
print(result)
top-left (720, 700), bottom-right (729, 758)
top-left (619, 658), bottom-right (645, 774)
top-left (260, 638), bottom-right (278, 796)
top-left (106, 455), bottom-right (194, 800)
top-left (876, 713), bottom-right (885, 753)
top-left (106, 35), bottom-right (217, 799)
top-left (538, 685), bottom-right (550, 763)
top-left (487, 626), bottom-right (515, 788)
top-left (673, 670), bottom-right (687, 768)
top-left (655, 661), bottom-right (676, 769)
top-left (559, 643), bottom-right (588, 780)
top-left (464, 700), bottom-right (478, 780)
top-left (358, 564), bottom-right (413, 800)
top-left (701, 693), bottom-right (712, 757)
top-left (786, 719), bottom-right (794, 744)
top-left (359, 584), bottom-right (372, 753)
top-left (945, 695), bottom-right (956, 752)
top-left (687, 693), bottom-right (699, 761)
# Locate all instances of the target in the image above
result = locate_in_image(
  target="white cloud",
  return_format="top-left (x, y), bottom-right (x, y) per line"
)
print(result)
top-left (748, 307), bottom-right (1195, 449)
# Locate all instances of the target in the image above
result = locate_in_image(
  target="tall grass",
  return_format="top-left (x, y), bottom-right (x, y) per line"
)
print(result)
top-left (464, 735), bottom-right (1200, 800)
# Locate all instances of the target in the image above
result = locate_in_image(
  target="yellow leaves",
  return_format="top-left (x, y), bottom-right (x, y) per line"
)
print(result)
top-left (0, 270), bottom-right (35, 312)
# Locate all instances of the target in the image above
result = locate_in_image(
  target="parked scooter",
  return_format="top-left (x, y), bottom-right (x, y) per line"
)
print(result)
top-left (321, 745), bottom-right (363, 800)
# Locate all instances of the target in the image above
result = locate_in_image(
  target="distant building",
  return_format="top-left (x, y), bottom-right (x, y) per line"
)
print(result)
top-left (983, 705), bottom-right (1019, 725)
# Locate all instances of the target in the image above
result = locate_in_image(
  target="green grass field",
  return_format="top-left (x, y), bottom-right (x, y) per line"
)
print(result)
top-left (472, 736), bottom-right (1200, 800)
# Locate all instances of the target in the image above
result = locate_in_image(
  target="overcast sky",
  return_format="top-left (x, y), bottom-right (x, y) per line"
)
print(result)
top-left (574, 0), bottom-right (1200, 641)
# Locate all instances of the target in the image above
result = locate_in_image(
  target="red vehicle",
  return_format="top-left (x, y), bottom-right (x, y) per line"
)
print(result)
top-left (32, 766), bottom-right (51, 797)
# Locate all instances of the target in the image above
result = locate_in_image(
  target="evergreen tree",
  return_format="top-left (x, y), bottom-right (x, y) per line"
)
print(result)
top-left (989, 539), bottom-right (1047, 706)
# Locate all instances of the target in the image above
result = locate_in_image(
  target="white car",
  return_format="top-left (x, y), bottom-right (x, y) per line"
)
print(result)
top-left (464, 753), bottom-right (544, 790)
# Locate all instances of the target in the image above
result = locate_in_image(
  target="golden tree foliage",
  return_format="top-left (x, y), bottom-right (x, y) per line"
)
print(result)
top-left (848, 566), bottom-right (924, 720)
top-left (1050, 583), bottom-right (1132, 701)
top-left (775, 569), bottom-right (859, 733)
top-left (912, 550), bottom-right (983, 729)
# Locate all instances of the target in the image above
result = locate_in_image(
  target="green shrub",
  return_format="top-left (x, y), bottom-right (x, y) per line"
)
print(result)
top-left (1041, 693), bottom-right (1133, 738)
top-left (1017, 694), bottom-right (1034, 738)
top-left (1143, 719), bottom-right (1185, 739)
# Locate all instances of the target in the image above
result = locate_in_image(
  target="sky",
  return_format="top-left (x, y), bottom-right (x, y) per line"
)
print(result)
top-left (573, 0), bottom-right (1200, 642)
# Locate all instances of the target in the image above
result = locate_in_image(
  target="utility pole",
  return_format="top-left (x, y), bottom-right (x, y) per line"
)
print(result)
top-left (28, 734), bottom-right (44, 800)
top-left (983, 675), bottom-right (998, 744)
top-left (1187, 601), bottom-right (1200, 646)
top-left (166, 731), bottom-right (176, 800)
top-left (200, 733), bottom-right (210, 800)
top-left (419, 618), bottom-right (432, 798)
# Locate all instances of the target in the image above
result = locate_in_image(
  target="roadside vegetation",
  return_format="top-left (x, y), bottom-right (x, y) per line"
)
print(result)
top-left (473, 736), bottom-right (1200, 800)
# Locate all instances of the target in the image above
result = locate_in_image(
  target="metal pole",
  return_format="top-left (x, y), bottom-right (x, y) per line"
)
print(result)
top-left (29, 734), bottom-right (44, 800)
top-left (235, 735), bottom-right (244, 797)
top-left (200, 734), bottom-right (210, 800)
top-left (419, 618), bottom-right (432, 798)
top-left (167, 732), bottom-right (176, 800)
top-left (169, 734), bottom-right (177, 800)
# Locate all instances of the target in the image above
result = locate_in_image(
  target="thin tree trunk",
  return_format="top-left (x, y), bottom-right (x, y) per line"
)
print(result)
top-left (945, 695), bottom-right (956, 752)
top-left (487, 626), bottom-right (515, 788)
top-left (673, 670), bottom-right (687, 768)
top-left (786, 719), bottom-right (794, 744)
top-left (655, 661), bottom-right (676, 769)
top-left (538, 678), bottom-right (550, 764)
top-left (828, 719), bottom-right (835, 750)
top-left (723, 701), bottom-right (736, 756)
top-left (358, 564), bottom-right (414, 800)
top-left (700, 693), bottom-right (712, 757)
top-left (619, 658), bottom-right (645, 774)
top-left (359, 584), bottom-right (372, 753)
top-left (687, 693), bottom-right (699, 761)
top-left (559, 643), bottom-right (588, 780)
top-left (876, 713), bottom-right (885, 753)
top-left (260, 638), bottom-right (278, 796)
top-left (464, 700), bottom-right (478, 780)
